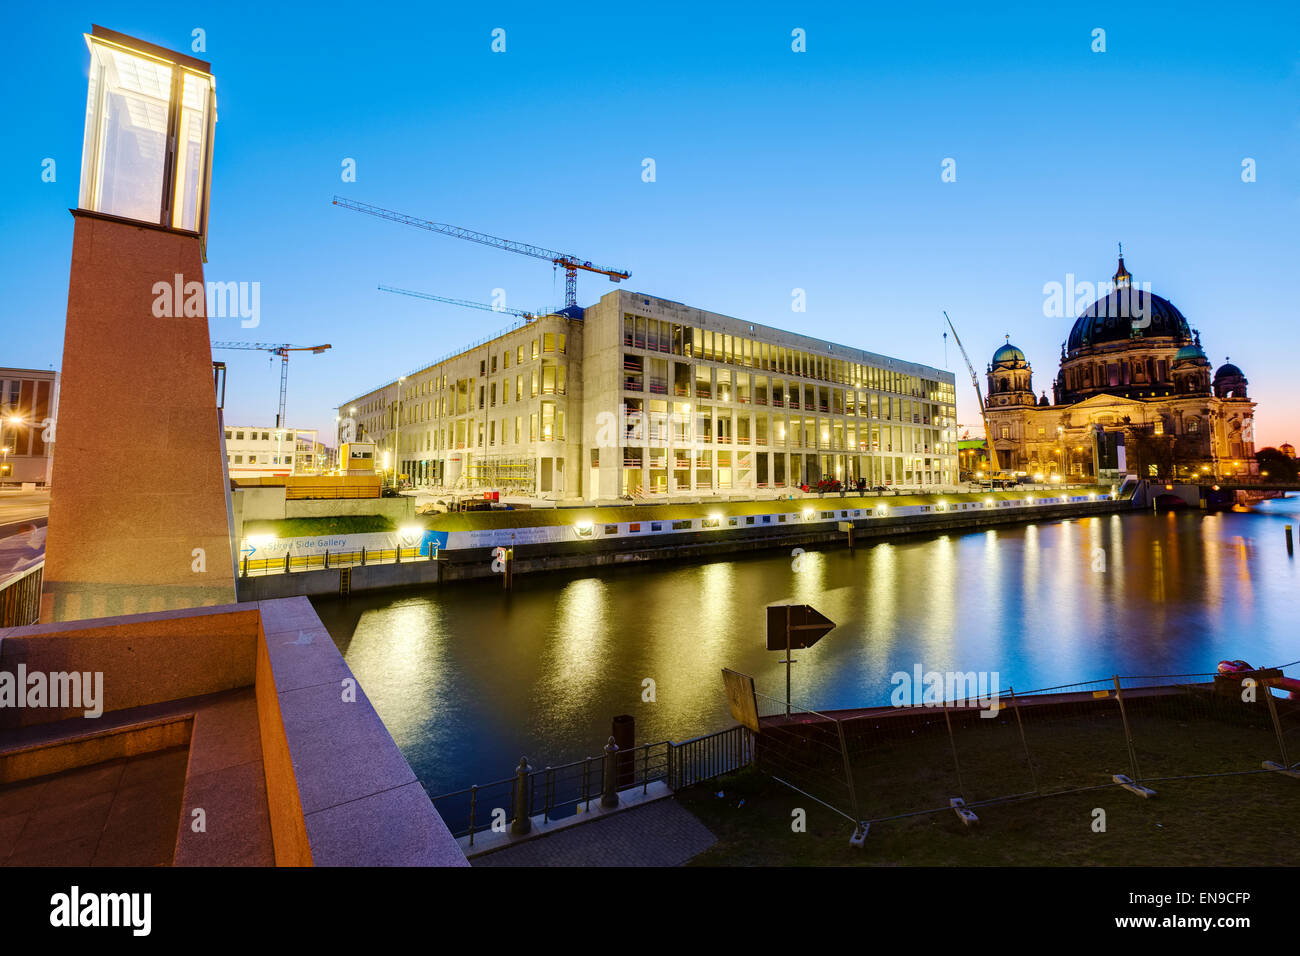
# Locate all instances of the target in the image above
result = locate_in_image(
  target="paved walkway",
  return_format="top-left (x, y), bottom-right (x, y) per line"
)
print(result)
top-left (473, 799), bottom-right (716, 867)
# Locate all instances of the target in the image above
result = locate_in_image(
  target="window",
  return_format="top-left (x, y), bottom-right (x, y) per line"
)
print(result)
top-left (604, 524), bottom-right (618, 535)
top-left (672, 520), bottom-right (692, 530)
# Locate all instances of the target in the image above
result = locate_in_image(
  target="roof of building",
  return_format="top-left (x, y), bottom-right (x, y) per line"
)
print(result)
top-left (1066, 256), bottom-right (1192, 352)
top-left (1215, 362), bottom-right (1245, 380)
top-left (1172, 344), bottom-right (1208, 364)
top-left (991, 340), bottom-right (1026, 366)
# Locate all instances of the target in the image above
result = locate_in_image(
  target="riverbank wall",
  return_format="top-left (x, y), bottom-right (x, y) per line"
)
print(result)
top-left (237, 495), bottom-right (1133, 601)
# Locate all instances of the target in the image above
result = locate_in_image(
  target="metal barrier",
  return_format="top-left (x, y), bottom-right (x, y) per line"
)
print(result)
top-left (240, 547), bottom-right (434, 577)
top-left (749, 661), bottom-right (1300, 835)
top-left (0, 563), bottom-right (42, 628)
top-left (430, 725), bottom-right (753, 846)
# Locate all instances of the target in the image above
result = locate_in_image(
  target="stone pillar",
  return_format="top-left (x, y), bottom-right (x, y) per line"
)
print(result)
top-left (42, 214), bottom-right (236, 621)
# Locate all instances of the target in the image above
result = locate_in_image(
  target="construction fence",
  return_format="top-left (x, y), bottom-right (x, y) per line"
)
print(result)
top-left (749, 662), bottom-right (1300, 834)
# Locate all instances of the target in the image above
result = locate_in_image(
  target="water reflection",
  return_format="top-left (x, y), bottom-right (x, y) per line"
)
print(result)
top-left (316, 500), bottom-right (1300, 794)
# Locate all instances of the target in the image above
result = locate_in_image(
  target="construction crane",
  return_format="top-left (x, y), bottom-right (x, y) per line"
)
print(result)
top-left (942, 312), bottom-right (1000, 473)
top-left (333, 196), bottom-right (630, 309)
top-left (211, 342), bottom-right (332, 428)
top-left (378, 284), bottom-right (543, 321)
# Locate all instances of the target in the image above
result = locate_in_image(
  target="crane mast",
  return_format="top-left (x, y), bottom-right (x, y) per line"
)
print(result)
top-left (943, 312), bottom-right (1000, 473)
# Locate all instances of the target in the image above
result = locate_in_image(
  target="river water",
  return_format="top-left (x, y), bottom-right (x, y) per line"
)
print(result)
top-left (314, 499), bottom-right (1300, 795)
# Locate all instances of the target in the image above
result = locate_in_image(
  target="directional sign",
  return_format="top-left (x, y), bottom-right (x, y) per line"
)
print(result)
top-left (766, 604), bottom-right (835, 651)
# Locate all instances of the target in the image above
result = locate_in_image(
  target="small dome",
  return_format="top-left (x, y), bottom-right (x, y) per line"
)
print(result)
top-left (992, 342), bottom-right (1026, 366)
top-left (1215, 362), bottom-right (1245, 380)
top-left (1173, 344), bottom-right (1208, 365)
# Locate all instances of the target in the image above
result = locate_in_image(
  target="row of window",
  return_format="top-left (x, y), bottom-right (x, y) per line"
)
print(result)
top-left (227, 454), bottom-right (292, 465)
top-left (622, 314), bottom-right (956, 400)
top-left (395, 402), bottom-right (568, 455)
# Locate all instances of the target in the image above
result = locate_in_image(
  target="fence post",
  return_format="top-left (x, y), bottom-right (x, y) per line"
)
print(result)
top-left (467, 784), bottom-right (478, 847)
top-left (942, 704), bottom-right (966, 801)
top-left (324, 550), bottom-right (329, 570)
top-left (361, 547), bottom-right (367, 566)
top-left (1112, 675), bottom-right (1142, 782)
top-left (511, 757), bottom-right (532, 835)
top-left (1111, 675), bottom-right (1156, 797)
top-left (833, 718), bottom-right (860, 824)
top-left (1261, 680), bottom-right (1292, 771)
top-left (601, 736), bottom-right (619, 808)
top-left (1007, 686), bottom-right (1040, 796)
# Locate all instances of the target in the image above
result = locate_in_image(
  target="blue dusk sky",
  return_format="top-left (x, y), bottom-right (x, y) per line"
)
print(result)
top-left (2, 2), bottom-right (1297, 445)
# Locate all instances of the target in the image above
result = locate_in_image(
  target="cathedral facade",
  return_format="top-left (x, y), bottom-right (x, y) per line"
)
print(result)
top-left (983, 254), bottom-right (1257, 481)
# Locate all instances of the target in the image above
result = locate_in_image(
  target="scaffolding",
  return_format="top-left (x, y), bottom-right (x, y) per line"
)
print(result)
top-left (464, 455), bottom-right (536, 495)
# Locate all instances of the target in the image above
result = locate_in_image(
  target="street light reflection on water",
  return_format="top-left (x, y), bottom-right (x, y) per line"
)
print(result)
top-left (314, 502), bottom-right (1300, 795)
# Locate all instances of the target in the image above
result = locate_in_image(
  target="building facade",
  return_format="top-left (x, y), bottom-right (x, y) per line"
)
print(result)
top-left (984, 255), bottom-right (1257, 481)
top-left (339, 291), bottom-right (958, 501)
top-left (0, 367), bottom-right (59, 486)
top-left (223, 426), bottom-right (326, 479)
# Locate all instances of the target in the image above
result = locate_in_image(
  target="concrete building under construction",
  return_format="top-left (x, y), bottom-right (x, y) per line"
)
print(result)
top-left (338, 290), bottom-right (958, 501)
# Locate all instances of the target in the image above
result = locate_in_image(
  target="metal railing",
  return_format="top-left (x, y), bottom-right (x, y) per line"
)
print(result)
top-left (239, 546), bottom-right (435, 577)
top-left (429, 725), bottom-right (752, 845)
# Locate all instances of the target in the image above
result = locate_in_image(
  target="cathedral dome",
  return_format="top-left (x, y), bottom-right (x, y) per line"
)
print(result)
top-left (1173, 344), bottom-right (1208, 365)
top-left (1065, 254), bottom-right (1192, 353)
top-left (991, 341), bottom-right (1026, 366)
top-left (1067, 291), bottom-right (1192, 351)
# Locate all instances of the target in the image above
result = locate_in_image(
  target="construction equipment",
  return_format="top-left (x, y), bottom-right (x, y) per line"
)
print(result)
top-left (378, 285), bottom-right (545, 322)
top-left (211, 342), bottom-right (332, 427)
top-left (333, 196), bottom-right (630, 309)
top-left (943, 312), bottom-right (999, 472)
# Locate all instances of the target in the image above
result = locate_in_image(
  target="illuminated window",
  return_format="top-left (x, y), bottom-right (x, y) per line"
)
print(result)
top-left (79, 29), bottom-right (215, 237)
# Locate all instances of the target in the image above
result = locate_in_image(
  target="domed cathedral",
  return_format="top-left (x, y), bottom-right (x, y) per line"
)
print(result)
top-left (983, 250), bottom-right (1258, 481)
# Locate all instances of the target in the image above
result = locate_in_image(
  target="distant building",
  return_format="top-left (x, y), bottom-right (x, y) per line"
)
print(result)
top-left (0, 367), bottom-right (59, 487)
top-left (984, 253), bottom-right (1258, 481)
top-left (1281, 443), bottom-right (1295, 460)
top-left (338, 290), bottom-right (959, 500)
top-left (223, 426), bottom-right (323, 478)
top-left (957, 438), bottom-right (990, 477)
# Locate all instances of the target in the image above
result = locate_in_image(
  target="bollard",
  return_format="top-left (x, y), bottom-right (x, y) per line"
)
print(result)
top-left (1287, 525), bottom-right (1294, 557)
top-left (511, 757), bottom-right (532, 835)
top-left (324, 550), bottom-right (330, 570)
top-left (502, 547), bottom-right (514, 591)
top-left (361, 547), bottom-right (367, 567)
top-left (601, 736), bottom-right (620, 808)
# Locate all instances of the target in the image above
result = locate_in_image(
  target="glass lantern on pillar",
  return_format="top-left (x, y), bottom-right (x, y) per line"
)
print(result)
top-left (78, 26), bottom-right (216, 247)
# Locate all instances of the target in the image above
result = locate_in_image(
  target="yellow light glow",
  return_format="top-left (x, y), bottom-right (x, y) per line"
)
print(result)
top-left (802, 508), bottom-right (814, 519)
